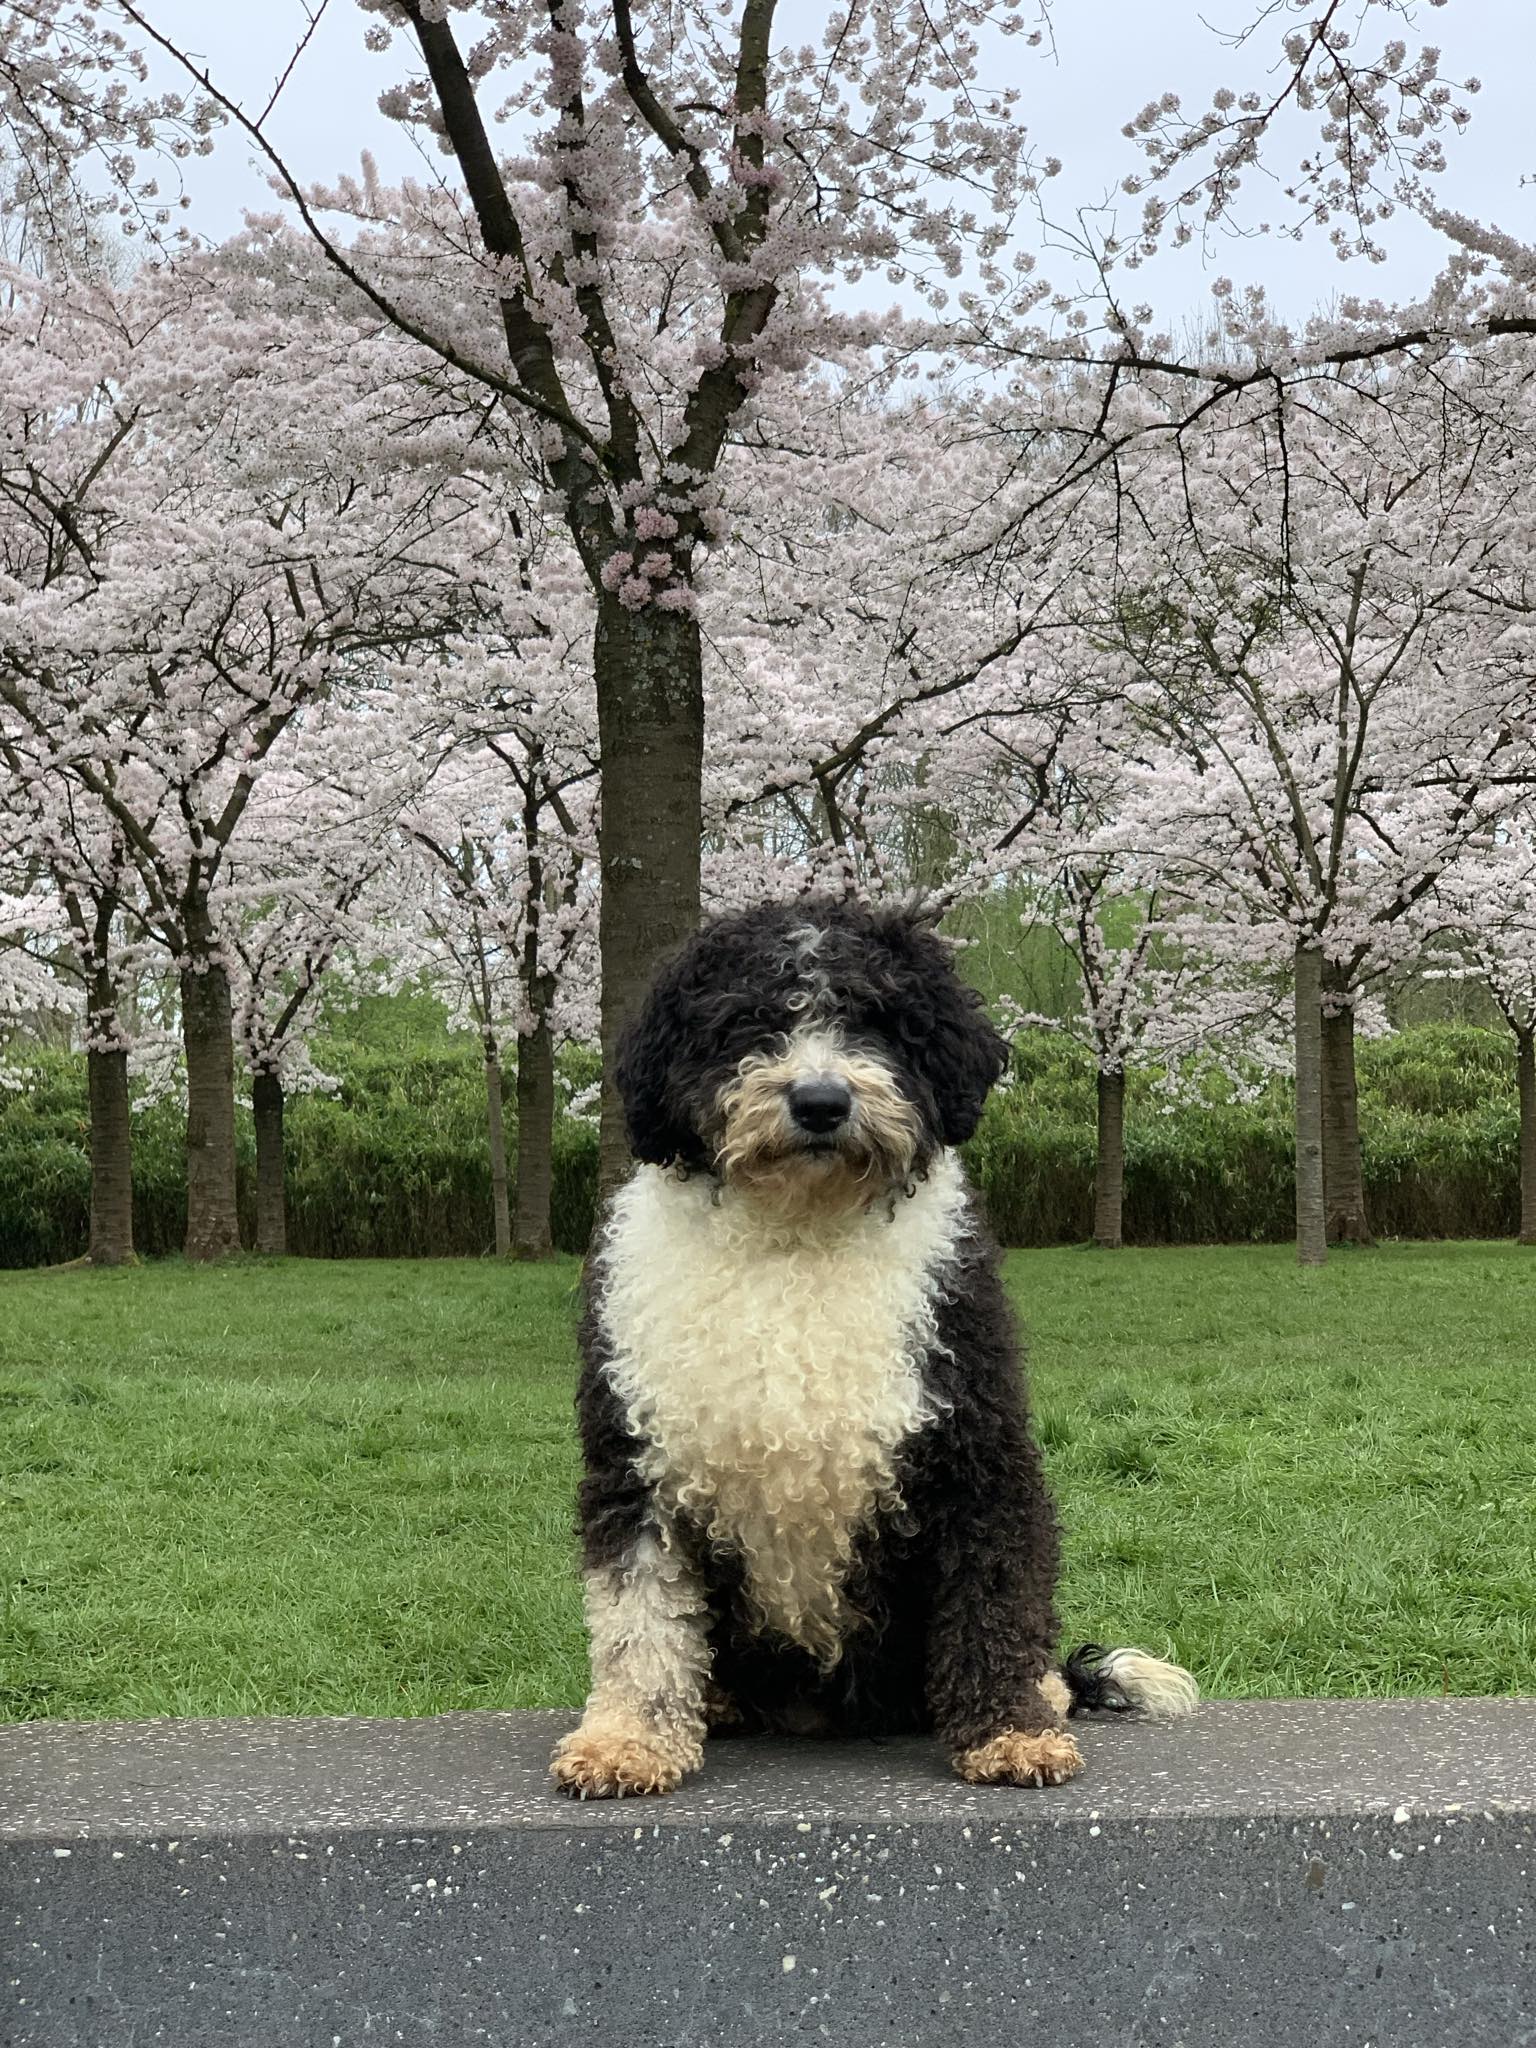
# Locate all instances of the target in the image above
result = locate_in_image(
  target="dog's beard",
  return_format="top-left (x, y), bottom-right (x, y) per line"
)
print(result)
top-left (711, 1032), bottom-right (922, 1222)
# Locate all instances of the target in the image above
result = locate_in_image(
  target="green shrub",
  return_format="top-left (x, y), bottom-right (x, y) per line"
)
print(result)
top-left (1356, 1025), bottom-right (1514, 1117)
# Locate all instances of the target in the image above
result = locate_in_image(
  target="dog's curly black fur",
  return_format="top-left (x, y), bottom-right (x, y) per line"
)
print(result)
top-left (554, 896), bottom-right (1192, 1798)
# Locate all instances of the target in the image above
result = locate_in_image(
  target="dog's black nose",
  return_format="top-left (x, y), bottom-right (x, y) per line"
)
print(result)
top-left (786, 1077), bottom-right (853, 1134)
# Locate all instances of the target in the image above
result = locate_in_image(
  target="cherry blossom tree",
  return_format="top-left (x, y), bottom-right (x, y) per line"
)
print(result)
top-left (0, 791), bottom-right (144, 1263)
top-left (401, 714), bottom-right (597, 1259)
top-left (1003, 850), bottom-right (1282, 1252)
top-left (859, 644), bottom-right (1284, 1248)
top-left (221, 766), bottom-right (394, 1259)
top-left (1429, 830), bottom-right (1536, 1246)
top-left (0, 255), bottom-right (505, 1256)
top-left (0, 795), bottom-right (149, 1267)
top-left (1074, 339), bottom-right (1536, 1261)
top-left (112, 1), bottom-right (1053, 1185)
top-left (0, 263), bottom-right (148, 1260)
top-left (705, 385), bottom-right (1103, 882)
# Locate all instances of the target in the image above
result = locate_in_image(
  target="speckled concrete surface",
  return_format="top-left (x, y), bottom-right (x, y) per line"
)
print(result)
top-left (6, 1698), bottom-right (1534, 1836)
top-left (5, 1702), bottom-right (1535, 2045)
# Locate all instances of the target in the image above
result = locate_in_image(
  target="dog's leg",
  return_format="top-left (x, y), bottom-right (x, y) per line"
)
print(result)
top-left (928, 1532), bottom-right (1083, 1787)
top-left (551, 1528), bottom-right (712, 1798)
top-left (929, 1552), bottom-right (1084, 1788)
top-left (901, 1247), bottom-right (1085, 1788)
top-left (555, 1324), bottom-right (712, 1797)
top-left (919, 1344), bottom-right (1084, 1789)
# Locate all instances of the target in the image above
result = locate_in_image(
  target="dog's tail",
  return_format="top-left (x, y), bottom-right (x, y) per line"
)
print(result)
top-left (1061, 1642), bottom-right (1199, 1719)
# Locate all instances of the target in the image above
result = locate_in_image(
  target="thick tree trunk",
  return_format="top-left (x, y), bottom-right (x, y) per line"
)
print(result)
top-left (513, 1014), bottom-right (556, 1261)
top-left (1518, 1026), bottom-right (1536, 1247)
top-left (593, 595), bottom-right (704, 1198)
top-left (252, 1067), bottom-right (287, 1257)
top-left (180, 956), bottom-right (242, 1262)
top-left (1321, 969), bottom-right (1373, 1246)
top-left (1294, 941), bottom-right (1327, 1268)
top-left (86, 1043), bottom-right (134, 1267)
top-left (1093, 1066), bottom-right (1126, 1250)
top-left (484, 1037), bottom-right (512, 1258)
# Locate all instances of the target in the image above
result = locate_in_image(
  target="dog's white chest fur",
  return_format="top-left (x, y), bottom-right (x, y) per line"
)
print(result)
top-left (595, 1154), bottom-right (969, 1659)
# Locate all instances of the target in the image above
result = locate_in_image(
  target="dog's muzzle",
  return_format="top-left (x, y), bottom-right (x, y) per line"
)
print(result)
top-left (712, 1028), bottom-right (925, 1211)
top-left (785, 1077), bottom-right (853, 1140)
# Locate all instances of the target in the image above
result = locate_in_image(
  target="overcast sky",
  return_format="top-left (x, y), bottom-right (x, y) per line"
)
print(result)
top-left (141, 0), bottom-right (1530, 326)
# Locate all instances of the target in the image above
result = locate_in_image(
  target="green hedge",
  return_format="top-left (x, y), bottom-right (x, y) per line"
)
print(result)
top-left (0, 1024), bottom-right (1525, 1265)
top-left (967, 1024), bottom-right (1525, 1245)
top-left (967, 1096), bottom-right (1522, 1245)
top-left (0, 1042), bottom-right (599, 1266)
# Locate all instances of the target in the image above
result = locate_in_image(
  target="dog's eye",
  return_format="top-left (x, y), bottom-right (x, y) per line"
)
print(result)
top-left (843, 1006), bottom-right (893, 1046)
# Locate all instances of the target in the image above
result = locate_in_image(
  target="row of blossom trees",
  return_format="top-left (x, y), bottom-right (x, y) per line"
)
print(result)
top-left (700, 332), bottom-right (1536, 1260)
top-left (5, 245), bottom-right (1536, 1268)
top-left (3, 1), bottom-right (1536, 1267)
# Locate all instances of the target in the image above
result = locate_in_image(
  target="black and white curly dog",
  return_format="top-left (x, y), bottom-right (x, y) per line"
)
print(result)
top-left (552, 896), bottom-right (1195, 1799)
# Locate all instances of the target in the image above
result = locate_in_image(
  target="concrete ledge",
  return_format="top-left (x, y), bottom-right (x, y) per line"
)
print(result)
top-left (4, 1701), bottom-right (1534, 2046)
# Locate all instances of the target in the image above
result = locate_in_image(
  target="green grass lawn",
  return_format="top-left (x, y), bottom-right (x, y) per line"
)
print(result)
top-left (3, 1242), bottom-right (1533, 1722)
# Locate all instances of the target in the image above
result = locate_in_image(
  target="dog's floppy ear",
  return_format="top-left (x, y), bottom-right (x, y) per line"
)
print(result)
top-left (614, 932), bottom-right (705, 1167)
top-left (878, 914), bottom-right (1008, 1146)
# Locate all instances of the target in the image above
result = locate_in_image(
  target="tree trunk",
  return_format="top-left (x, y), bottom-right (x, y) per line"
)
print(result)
top-left (252, 1067), bottom-right (288, 1257)
top-left (485, 1036), bottom-right (512, 1258)
top-left (1294, 940), bottom-right (1327, 1268)
top-left (1093, 1066), bottom-right (1126, 1249)
top-left (82, 913), bottom-right (134, 1267)
top-left (86, 1043), bottom-right (135, 1266)
top-left (1518, 1026), bottom-right (1536, 1247)
top-left (513, 1013), bottom-right (556, 1260)
top-left (1321, 968), bottom-right (1373, 1245)
top-left (180, 956), bottom-right (242, 1262)
top-left (593, 595), bottom-right (705, 1198)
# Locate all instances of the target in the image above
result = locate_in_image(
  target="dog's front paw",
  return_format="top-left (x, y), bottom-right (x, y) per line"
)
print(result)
top-left (953, 1727), bottom-right (1084, 1788)
top-left (551, 1721), bottom-right (687, 1799)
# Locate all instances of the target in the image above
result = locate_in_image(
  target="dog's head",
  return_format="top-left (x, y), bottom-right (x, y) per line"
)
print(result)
top-left (617, 897), bottom-right (1006, 1213)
